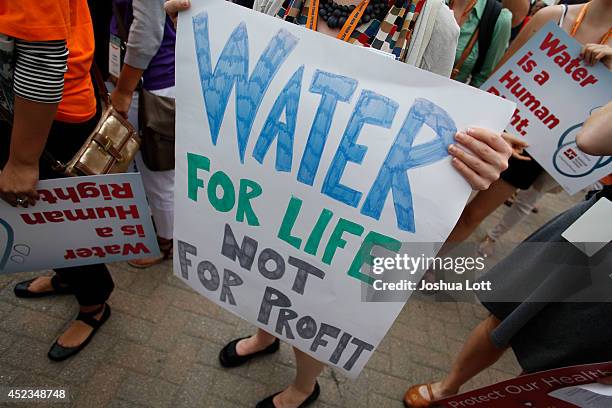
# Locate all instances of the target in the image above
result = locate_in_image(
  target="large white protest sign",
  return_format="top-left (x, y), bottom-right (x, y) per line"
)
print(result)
top-left (0, 173), bottom-right (159, 275)
top-left (174, 0), bottom-right (514, 377)
top-left (482, 22), bottom-right (612, 195)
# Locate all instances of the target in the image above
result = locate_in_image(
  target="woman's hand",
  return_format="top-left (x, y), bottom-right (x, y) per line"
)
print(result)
top-left (502, 132), bottom-right (530, 161)
top-left (448, 127), bottom-right (512, 190)
top-left (598, 376), bottom-right (612, 385)
top-left (0, 160), bottom-right (39, 207)
top-left (165, 0), bottom-right (191, 27)
top-left (581, 44), bottom-right (612, 70)
top-left (110, 87), bottom-right (133, 119)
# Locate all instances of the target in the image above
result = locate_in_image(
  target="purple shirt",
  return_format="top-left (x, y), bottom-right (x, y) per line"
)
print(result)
top-left (110, 0), bottom-right (176, 91)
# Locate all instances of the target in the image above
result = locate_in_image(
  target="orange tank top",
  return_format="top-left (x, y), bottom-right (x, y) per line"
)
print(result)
top-left (0, 0), bottom-right (96, 123)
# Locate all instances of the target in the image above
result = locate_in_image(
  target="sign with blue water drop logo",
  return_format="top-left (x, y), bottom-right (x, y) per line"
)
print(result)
top-left (481, 22), bottom-right (612, 195)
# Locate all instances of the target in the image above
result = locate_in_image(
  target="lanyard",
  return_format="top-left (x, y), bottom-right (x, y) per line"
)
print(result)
top-left (306, 0), bottom-right (371, 42)
top-left (571, 2), bottom-right (612, 45)
top-left (449, 0), bottom-right (479, 27)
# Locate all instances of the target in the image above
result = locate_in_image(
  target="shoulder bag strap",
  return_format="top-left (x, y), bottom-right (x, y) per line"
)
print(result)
top-left (474, 0), bottom-right (502, 75)
top-left (452, 27), bottom-right (479, 79)
top-left (91, 62), bottom-right (110, 105)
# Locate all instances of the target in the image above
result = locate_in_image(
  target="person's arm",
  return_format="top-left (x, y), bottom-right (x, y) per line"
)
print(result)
top-left (419, 4), bottom-right (460, 78)
top-left (0, 39), bottom-right (68, 207)
top-left (470, 8), bottom-right (512, 87)
top-left (501, 0), bottom-right (530, 28)
top-left (576, 102), bottom-right (612, 156)
top-left (111, 0), bottom-right (167, 117)
top-left (492, 5), bottom-right (562, 72)
top-left (581, 43), bottom-right (612, 70)
top-left (598, 377), bottom-right (612, 385)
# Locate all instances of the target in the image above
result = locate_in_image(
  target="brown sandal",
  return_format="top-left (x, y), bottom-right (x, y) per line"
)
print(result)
top-left (128, 237), bottom-right (173, 269)
top-left (404, 383), bottom-right (435, 408)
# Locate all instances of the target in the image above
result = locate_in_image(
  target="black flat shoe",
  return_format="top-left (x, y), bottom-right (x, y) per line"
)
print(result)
top-left (48, 303), bottom-right (111, 362)
top-left (256, 382), bottom-right (320, 408)
top-left (14, 276), bottom-right (72, 298)
top-left (219, 336), bottom-right (280, 368)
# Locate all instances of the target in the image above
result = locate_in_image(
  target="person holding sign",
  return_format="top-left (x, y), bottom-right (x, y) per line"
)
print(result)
top-left (443, 0), bottom-right (612, 246)
top-left (503, 0), bottom-right (531, 42)
top-left (109, 0), bottom-right (177, 268)
top-left (404, 101), bottom-right (612, 407)
top-left (448, 0), bottom-right (512, 87)
top-left (0, 1), bottom-right (114, 361)
top-left (166, 1), bottom-right (516, 407)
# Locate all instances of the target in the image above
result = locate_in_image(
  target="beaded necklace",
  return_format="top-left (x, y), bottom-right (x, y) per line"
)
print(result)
top-left (317, 0), bottom-right (390, 29)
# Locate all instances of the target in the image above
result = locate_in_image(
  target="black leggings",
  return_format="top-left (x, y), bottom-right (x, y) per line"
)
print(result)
top-left (0, 112), bottom-right (114, 306)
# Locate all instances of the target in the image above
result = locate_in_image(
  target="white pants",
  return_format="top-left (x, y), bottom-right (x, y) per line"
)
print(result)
top-left (128, 87), bottom-right (175, 239)
top-left (487, 172), bottom-right (561, 241)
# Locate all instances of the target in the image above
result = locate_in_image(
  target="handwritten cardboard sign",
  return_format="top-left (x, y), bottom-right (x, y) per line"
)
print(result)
top-left (0, 173), bottom-right (159, 274)
top-left (174, 0), bottom-right (514, 377)
top-left (482, 22), bottom-right (612, 195)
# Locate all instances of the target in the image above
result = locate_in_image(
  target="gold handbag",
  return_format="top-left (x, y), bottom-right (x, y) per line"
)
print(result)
top-left (63, 103), bottom-right (140, 176)
top-left (51, 66), bottom-right (140, 176)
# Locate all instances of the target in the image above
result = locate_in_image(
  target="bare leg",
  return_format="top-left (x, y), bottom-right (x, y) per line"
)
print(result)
top-left (273, 347), bottom-right (323, 408)
top-left (27, 275), bottom-right (55, 292)
top-left (446, 179), bottom-right (516, 244)
top-left (236, 328), bottom-right (277, 356)
top-left (420, 315), bottom-right (507, 400)
top-left (57, 304), bottom-right (106, 347)
top-left (421, 180), bottom-right (516, 284)
top-left (487, 172), bottom-right (560, 242)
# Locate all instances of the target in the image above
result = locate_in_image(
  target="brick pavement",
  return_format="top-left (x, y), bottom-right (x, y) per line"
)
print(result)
top-left (0, 190), bottom-right (581, 408)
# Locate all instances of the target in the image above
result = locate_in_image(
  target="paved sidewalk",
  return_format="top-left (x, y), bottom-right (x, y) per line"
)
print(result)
top-left (0, 190), bottom-right (581, 408)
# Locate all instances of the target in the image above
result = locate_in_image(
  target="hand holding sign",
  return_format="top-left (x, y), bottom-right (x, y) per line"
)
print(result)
top-left (449, 128), bottom-right (513, 191)
top-left (0, 160), bottom-right (39, 208)
top-left (581, 44), bottom-right (612, 70)
top-left (164, 0), bottom-right (190, 27)
top-left (598, 376), bottom-right (612, 385)
top-left (502, 132), bottom-right (531, 161)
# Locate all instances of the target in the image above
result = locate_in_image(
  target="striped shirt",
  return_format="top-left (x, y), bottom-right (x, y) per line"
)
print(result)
top-left (13, 39), bottom-right (68, 104)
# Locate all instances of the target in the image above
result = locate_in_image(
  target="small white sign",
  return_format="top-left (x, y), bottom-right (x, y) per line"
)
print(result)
top-left (562, 197), bottom-right (612, 257)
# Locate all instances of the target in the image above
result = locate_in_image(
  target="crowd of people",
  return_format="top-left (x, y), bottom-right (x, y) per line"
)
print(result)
top-left (0, 0), bottom-right (610, 407)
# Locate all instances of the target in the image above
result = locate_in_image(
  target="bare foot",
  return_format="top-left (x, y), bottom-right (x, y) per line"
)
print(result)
top-left (235, 334), bottom-right (276, 356)
top-left (56, 305), bottom-right (105, 348)
top-left (127, 255), bottom-right (165, 268)
top-left (272, 384), bottom-right (314, 408)
top-left (27, 276), bottom-right (54, 293)
top-left (418, 382), bottom-right (458, 402)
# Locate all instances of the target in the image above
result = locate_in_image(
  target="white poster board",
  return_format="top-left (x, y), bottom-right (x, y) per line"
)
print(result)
top-left (174, 0), bottom-right (514, 377)
top-left (482, 22), bottom-right (612, 195)
top-left (0, 173), bottom-right (159, 274)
